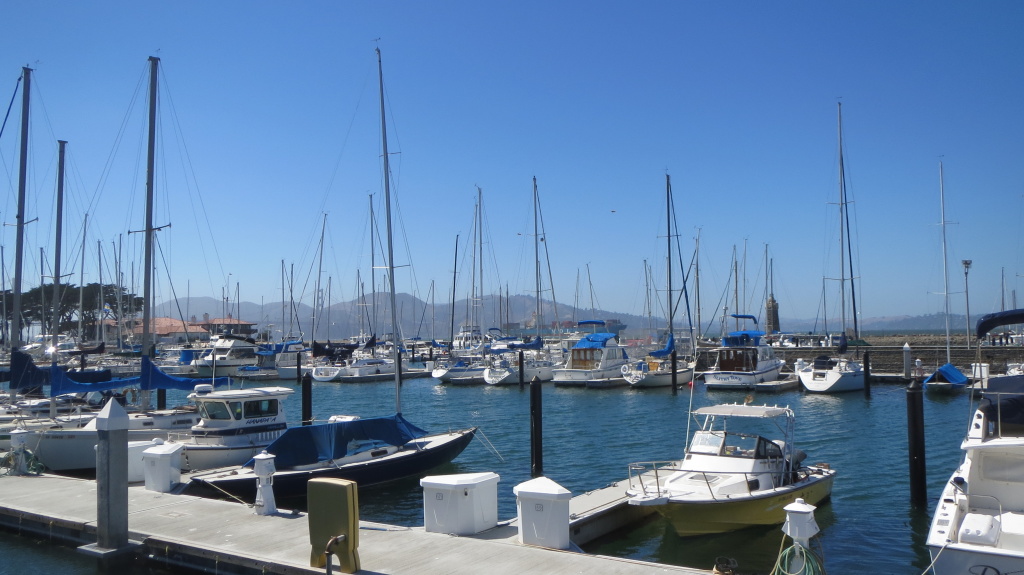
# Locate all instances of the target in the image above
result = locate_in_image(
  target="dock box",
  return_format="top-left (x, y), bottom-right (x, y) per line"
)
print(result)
top-left (420, 472), bottom-right (499, 535)
top-left (142, 441), bottom-right (184, 492)
top-left (513, 476), bottom-right (572, 550)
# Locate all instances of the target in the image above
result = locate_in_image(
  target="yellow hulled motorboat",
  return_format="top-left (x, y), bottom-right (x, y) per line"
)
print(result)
top-left (625, 403), bottom-right (836, 536)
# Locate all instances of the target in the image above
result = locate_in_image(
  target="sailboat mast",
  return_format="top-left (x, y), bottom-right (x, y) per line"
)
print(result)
top-left (12, 67), bottom-right (30, 353)
top-left (837, 102), bottom-right (848, 338)
top-left (47, 140), bottom-right (67, 419)
top-left (666, 175), bottom-right (674, 338)
top-left (141, 56), bottom-right (158, 398)
top-left (376, 48), bottom-right (402, 413)
top-left (533, 177), bottom-right (541, 340)
top-left (939, 161), bottom-right (952, 363)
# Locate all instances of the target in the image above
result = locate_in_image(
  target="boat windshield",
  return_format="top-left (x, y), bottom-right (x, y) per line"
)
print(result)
top-left (198, 401), bottom-right (232, 420)
top-left (689, 431), bottom-right (724, 454)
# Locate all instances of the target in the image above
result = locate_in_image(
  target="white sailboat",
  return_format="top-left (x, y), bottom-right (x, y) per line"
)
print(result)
top-left (622, 174), bottom-right (695, 388)
top-left (797, 102), bottom-right (865, 393)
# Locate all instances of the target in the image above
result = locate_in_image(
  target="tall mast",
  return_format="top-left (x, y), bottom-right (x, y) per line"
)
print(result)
top-left (533, 177), bottom-right (541, 340)
top-left (376, 48), bottom-right (402, 413)
top-left (939, 161), bottom-right (951, 363)
top-left (78, 214), bottom-right (87, 339)
top-left (666, 174), bottom-right (674, 338)
top-left (837, 102), bottom-right (847, 338)
top-left (141, 56), bottom-right (158, 400)
top-left (50, 140), bottom-right (67, 419)
top-left (12, 67), bottom-right (31, 353)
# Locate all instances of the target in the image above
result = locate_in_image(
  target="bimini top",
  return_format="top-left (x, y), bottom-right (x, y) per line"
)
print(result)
top-left (976, 309), bottom-right (1024, 339)
top-left (572, 333), bottom-right (618, 349)
top-left (694, 404), bottom-right (792, 418)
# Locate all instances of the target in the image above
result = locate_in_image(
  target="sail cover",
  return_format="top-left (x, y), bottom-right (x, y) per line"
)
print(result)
top-left (923, 363), bottom-right (968, 386)
top-left (249, 414), bottom-right (428, 469)
top-left (48, 355), bottom-right (230, 396)
top-left (572, 333), bottom-right (617, 349)
top-left (509, 336), bottom-right (544, 350)
top-left (649, 333), bottom-right (675, 358)
top-left (976, 309), bottom-right (1024, 339)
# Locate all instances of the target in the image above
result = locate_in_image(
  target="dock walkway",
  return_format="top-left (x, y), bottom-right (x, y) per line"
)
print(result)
top-left (0, 474), bottom-right (705, 575)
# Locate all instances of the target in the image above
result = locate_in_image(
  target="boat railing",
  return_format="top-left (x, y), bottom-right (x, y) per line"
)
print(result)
top-left (627, 461), bottom-right (782, 500)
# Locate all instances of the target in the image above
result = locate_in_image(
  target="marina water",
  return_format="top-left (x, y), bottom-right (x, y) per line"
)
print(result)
top-left (2, 377), bottom-right (969, 574)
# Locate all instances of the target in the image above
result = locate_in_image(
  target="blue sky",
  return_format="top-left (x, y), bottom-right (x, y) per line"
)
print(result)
top-left (1, 1), bottom-right (1022, 332)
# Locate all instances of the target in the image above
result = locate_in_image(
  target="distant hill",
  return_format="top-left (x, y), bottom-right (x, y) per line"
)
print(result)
top-left (154, 296), bottom-right (972, 341)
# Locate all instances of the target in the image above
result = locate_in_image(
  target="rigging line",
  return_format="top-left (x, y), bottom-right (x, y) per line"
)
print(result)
top-left (154, 234), bottom-right (192, 333)
top-left (160, 67), bottom-right (227, 292)
top-left (0, 73), bottom-right (22, 143)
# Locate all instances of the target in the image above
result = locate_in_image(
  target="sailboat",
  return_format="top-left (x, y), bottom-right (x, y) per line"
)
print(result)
top-left (622, 174), bottom-right (695, 388)
top-left (483, 177), bottom-right (558, 385)
top-left (923, 161), bottom-right (967, 393)
top-left (797, 102), bottom-right (865, 393)
top-left (184, 49), bottom-right (476, 501)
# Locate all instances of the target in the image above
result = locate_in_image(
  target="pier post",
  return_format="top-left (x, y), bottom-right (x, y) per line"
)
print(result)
top-left (79, 399), bottom-right (140, 565)
top-left (902, 343), bottom-right (912, 379)
top-left (296, 349), bottom-right (302, 386)
top-left (906, 380), bottom-right (927, 508)
top-left (863, 352), bottom-right (871, 397)
top-left (518, 350), bottom-right (525, 389)
top-left (530, 376), bottom-right (543, 477)
top-left (157, 388), bottom-right (166, 410)
top-left (302, 371), bottom-right (313, 426)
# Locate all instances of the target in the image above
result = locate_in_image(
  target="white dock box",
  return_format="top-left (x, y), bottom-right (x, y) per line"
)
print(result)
top-left (513, 476), bottom-right (572, 549)
top-left (420, 472), bottom-right (499, 535)
top-left (126, 439), bottom-right (164, 483)
top-left (142, 441), bottom-right (184, 493)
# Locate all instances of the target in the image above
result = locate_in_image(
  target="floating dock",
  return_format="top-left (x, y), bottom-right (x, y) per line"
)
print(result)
top-left (0, 473), bottom-right (706, 575)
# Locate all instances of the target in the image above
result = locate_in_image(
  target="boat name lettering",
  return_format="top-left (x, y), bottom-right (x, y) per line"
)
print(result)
top-left (246, 417), bottom-right (275, 425)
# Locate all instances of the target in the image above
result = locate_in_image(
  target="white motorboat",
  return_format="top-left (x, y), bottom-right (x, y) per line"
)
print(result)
top-left (167, 385), bottom-right (294, 471)
top-left (626, 403), bottom-right (836, 536)
top-left (703, 326), bottom-right (785, 390)
top-left (190, 333), bottom-right (262, 377)
top-left (552, 332), bottom-right (630, 388)
top-left (927, 310), bottom-right (1024, 573)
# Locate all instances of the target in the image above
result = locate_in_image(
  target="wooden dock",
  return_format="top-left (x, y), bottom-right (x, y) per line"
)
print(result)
top-left (0, 473), bottom-right (707, 575)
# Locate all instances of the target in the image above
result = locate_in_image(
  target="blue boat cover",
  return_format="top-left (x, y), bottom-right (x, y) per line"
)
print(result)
top-left (509, 336), bottom-right (544, 350)
top-left (48, 355), bottom-right (230, 396)
top-left (976, 309), bottom-right (1024, 339)
top-left (730, 314), bottom-right (759, 326)
top-left (247, 413), bottom-right (428, 469)
top-left (722, 330), bottom-right (765, 347)
top-left (572, 333), bottom-right (617, 349)
top-left (923, 363), bottom-right (968, 388)
top-left (10, 350), bottom-right (48, 390)
top-left (649, 333), bottom-right (675, 358)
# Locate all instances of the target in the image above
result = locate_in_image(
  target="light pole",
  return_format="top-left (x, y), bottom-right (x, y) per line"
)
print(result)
top-left (963, 260), bottom-right (972, 350)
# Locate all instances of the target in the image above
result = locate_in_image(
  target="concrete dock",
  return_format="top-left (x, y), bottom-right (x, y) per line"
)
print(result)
top-left (0, 473), bottom-right (706, 575)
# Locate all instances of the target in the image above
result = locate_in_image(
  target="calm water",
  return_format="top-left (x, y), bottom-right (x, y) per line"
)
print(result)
top-left (2, 377), bottom-right (971, 575)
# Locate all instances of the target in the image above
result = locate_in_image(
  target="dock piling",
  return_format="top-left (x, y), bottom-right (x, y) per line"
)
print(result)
top-left (906, 380), bottom-right (928, 508)
top-left (302, 371), bottom-right (312, 426)
top-left (863, 352), bottom-right (871, 397)
top-left (530, 376), bottom-right (543, 477)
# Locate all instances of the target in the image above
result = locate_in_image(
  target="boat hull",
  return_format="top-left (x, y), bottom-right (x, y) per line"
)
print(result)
top-left (703, 364), bottom-right (783, 389)
top-left (654, 472), bottom-right (835, 536)
top-left (798, 366), bottom-right (864, 393)
top-left (186, 427), bottom-right (477, 502)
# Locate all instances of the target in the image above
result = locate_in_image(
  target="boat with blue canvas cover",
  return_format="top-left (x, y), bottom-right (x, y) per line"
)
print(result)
top-left (552, 331), bottom-right (630, 388)
top-left (703, 319), bottom-right (785, 390)
top-left (183, 413), bottom-right (476, 501)
top-left (924, 362), bottom-right (968, 393)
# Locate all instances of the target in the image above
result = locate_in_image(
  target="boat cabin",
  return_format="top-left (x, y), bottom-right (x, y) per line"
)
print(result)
top-left (188, 385), bottom-right (293, 434)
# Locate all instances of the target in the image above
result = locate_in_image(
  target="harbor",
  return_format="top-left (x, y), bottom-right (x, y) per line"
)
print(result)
top-left (0, 371), bottom-right (983, 574)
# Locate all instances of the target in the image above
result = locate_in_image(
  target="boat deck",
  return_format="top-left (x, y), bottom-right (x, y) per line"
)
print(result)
top-left (0, 473), bottom-right (706, 575)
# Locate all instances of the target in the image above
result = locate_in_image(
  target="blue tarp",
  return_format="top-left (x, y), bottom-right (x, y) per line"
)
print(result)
top-left (572, 333), bottom-right (617, 349)
top-left (48, 355), bottom-right (230, 396)
top-left (923, 363), bottom-right (968, 388)
top-left (649, 333), bottom-right (675, 358)
top-left (509, 336), bottom-right (544, 350)
top-left (247, 414), bottom-right (428, 469)
top-left (10, 350), bottom-right (48, 390)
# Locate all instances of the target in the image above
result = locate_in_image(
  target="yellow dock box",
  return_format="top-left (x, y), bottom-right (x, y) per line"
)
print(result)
top-left (307, 478), bottom-right (360, 573)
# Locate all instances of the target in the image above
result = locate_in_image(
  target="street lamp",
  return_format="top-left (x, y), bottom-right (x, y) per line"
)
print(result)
top-left (963, 260), bottom-right (972, 350)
